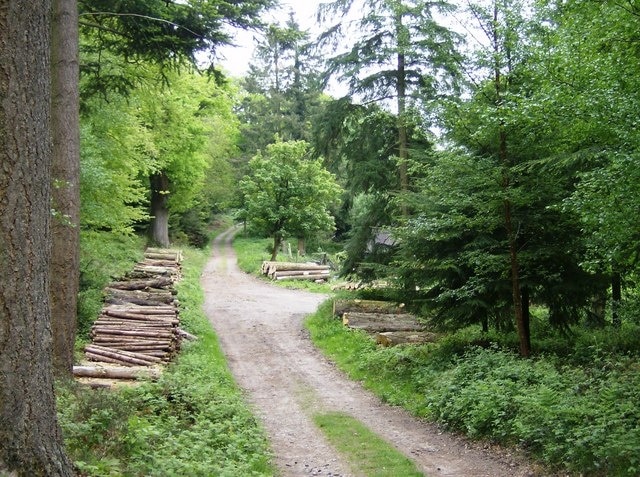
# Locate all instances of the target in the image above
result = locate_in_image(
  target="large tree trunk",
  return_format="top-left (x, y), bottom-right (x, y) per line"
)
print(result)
top-left (0, 2), bottom-right (75, 474)
top-left (50, 0), bottom-right (80, 377)
top-left (150, 171), bottom-right (170, 247)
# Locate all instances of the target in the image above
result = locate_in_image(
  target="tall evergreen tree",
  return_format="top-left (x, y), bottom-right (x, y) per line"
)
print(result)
top-left (318, 0), bottom-right (461, 199)
top-left (50, 0), bottom-right (80, 377)
top-left (238, 16), bottom-right (324, 157)
top-left (0, 1), bottom-right (74, 473)
top-left (392, 0), bottom-right (611, 355)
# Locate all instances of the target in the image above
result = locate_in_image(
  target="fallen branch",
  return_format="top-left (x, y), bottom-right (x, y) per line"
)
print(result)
top-left (177, 328), bottom-right (197, 341)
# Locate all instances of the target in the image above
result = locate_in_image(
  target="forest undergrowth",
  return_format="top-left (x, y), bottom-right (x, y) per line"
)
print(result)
top-left (57, 236), bottom-right (274, 477)
top-left (306, 300), bottom-right (640, 477)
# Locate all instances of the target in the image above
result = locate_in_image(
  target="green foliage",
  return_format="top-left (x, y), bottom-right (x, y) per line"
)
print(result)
top-left (306, 304), bottom-right (640, 476)
top-left (239, 140), bottom-right (342, 258)
top-left (78, 231), bottom-right (145, 338)
top-left (135, 70), bottom-right (235, 213)
top-left (565, 151), bottom-right (640, 274)
top-left (80, 93), bottom-right (154, 234)
top-left (319, 102), bottom-right (399, 196)
top-left (341, 192), bottom-right (396, 279)
top-left (310, 100), bottom-right (406, 277)
top-left (79, 0), bottom-right (275, 97)
top-left (233, 232), bottom-right (335, 293)
top-left (237, 16), bottom-right (325, 160)
top-left (318, 0), bottom-right (461, 103)
top-left (314, 412), bottom-right (424, 476)
top-left (59, 246), bottom-right (274, 476)
top-left (426, 347), bottom-right (640, 476)
top-left (80, 66), bottom-right (241, 246)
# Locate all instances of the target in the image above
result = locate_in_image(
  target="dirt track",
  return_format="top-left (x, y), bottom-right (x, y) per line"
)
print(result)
top-left (200, 227), bottom-right (537, 477)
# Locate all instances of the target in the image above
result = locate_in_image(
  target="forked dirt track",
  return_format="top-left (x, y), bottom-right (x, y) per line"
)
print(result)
top-left (201, 227), bottom-right (537, 477)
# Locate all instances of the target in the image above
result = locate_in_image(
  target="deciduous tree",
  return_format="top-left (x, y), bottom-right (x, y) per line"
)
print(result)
top-left (240, 140), bottom-right (342, 260)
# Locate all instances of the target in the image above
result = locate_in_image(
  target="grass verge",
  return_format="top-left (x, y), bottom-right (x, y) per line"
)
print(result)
top-left (305, 299), bottom-right (640, 476)
top-left (314, 412), bottom-right (424, 477)
top-left (58, 244), bottom-right (274, 476)
top-left (233, 233), bottom-right (333, 293)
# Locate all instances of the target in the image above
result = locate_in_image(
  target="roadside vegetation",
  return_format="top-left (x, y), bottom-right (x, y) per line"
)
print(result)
top-left (6, 0), bottom-right (638, 474)
top-left (233, 232), bottom-right (338, 293)
top-left (305, 299), bottom-right (640, 477)
top-left (58, 241), bottom-right (274, 477)
top-left (314, 412), bottom-right (423, 477)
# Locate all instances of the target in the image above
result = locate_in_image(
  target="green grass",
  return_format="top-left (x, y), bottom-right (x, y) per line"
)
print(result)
top-left (305, 300), bottom-right (431, 416)
top-left (233, 234), bottom-right (273, 274)
top-left (78, 230), bottom-right (146, 339)
top-left (314, 412), bottom-right (424, 477)
top-left (233, 233), bottom-right (334, 293)
top-left (59, 243), bottom-right (275, 477)
top-left (305, 300), bottom-right (640, 476)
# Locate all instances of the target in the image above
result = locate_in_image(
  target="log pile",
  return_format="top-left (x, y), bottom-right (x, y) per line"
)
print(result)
top-left (261, 261), bottom-right (331, 282)
top-left (342, 312), bottom-right (424, 332)
top-left (333, 299), bottom-right (406, 318)
top-left (74, 248), bottom-right (188, 382)
top-left (376, 331), bottom-right (439, 347)
top-left (335, 298), bottom-right (439, 347)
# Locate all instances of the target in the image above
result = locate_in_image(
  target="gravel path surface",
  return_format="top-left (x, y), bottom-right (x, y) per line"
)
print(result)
top-left (200, 227), bottom-right (538, 477)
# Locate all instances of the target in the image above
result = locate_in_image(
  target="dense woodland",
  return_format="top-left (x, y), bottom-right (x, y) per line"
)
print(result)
top-left (1, 0), bottom-right (640, 475)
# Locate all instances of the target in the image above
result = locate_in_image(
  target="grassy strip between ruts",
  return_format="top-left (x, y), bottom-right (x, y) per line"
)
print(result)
top-left (314, 412), bottom-right (424, 477)
top-left (58, 244), bottom-right (275, 477)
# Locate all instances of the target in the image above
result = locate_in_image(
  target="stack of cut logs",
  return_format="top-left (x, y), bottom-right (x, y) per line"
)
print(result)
top-left (333, 299), bottom-right (438, 347)
top-left (73, 248), bottom-right (191, 382)
top-left (261, 261), bottom-right (331, 282)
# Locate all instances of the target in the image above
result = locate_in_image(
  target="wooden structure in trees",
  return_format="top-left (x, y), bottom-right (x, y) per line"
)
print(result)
top-left (73, 248), bottom-right (194, 384)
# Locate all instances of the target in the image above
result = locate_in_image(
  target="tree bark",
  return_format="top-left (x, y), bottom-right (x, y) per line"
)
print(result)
top-left (73, 366), bottom-right (160, 380)
top-left (273, 273), bottom-right (329, 280)
top-left (333, 299), bottom-right (405, 318)
top-left (611, 270), bottom-right (622, 328)
top-left (50, 0), bottom-right (80, 378)
top-left (376, 331), bottom-right (438, 347)
top-left (271, 233), bottom-right (282, 261)
top-left (0, 2), bottom-right (74, 474)
top-left (397, 48), bottom-right (409, 216)
top-left (493, 0), bottom-right (530, 357)
top-left (108, 276), bottom-right (174, 290)
top-left (105, 287), bottom-right (176, 305)
top-left (150, 171), bottom-right (171, 247)
top-left (342, 312), bottom-right (424, 333)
